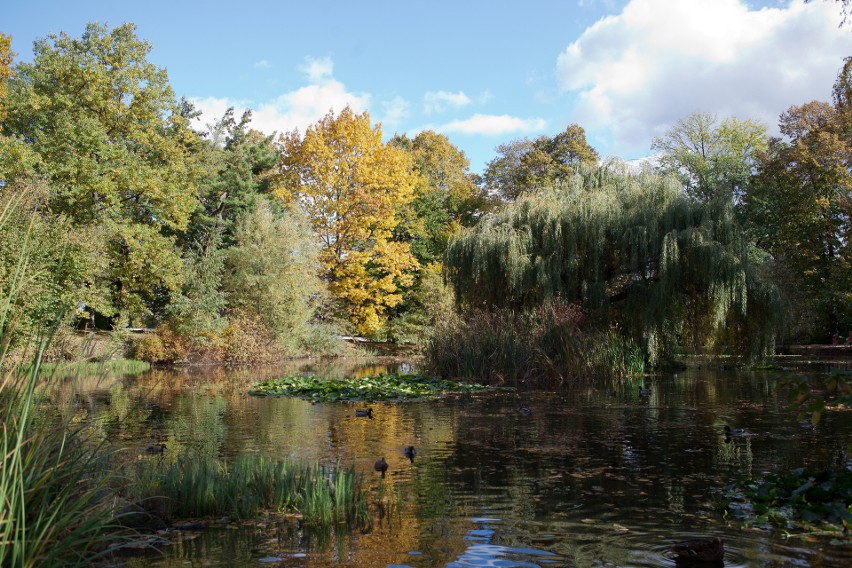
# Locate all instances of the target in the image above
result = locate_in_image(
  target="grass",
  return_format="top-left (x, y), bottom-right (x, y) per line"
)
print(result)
top-left (20, 358), bottom-right (151, 377)
top-left (248, 372), bottom-right (498, 402)
top-left (129, 454), bottom-right (369, 527)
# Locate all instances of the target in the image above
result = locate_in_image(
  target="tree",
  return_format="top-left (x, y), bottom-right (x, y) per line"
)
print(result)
top-left (0, 33), bottom-right (14, 123)
top-left (445, 162), bottom-right (780, 364)
top-left (391, 130), bottom-right (489, 264)
top-left (223, 197), bottom-right (321, 352)
top-left (2, 23), bottom-right (201, 321)
top-left (744, 86), bottom-right (851, 339)
top-left (483, 124), bottom-right (598, 201)
top-left (186, 107), bottom-right (277, 248)
top-left (652, 112), bottom-right (768, 204)
top-left (273, 107), bottom-right (419, 335)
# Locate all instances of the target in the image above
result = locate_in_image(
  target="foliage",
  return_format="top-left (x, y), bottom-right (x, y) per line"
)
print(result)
top-left (718, 467), bottom-right (852, 534)
top-left (652, 112), bottom-right (768, 203)
top-left (0, 33), bottom-right (14, 123)
top-left (482, 124), bottom-right (599, 201)
top-left (186, 107), bottom-right (277, 247)
top-left (391, 130), bottom-right (491, 264)
top-left (21, 358), bottom-right (150, 377)
top-left (133, 323), bottom-right (193, 364)
top-left (382, 262), bottom-right (456, 344)
top-left (445, 162), bottom-right (780, 365)
top-left (744, 60), bottom-right (852, 340)
top-left (248, 372), bottom-right (496, 402)
top-left (166, 226), bottom-right (228, 346)
top-left (781, 369), bottom-right (852, 426)
top-left (273, 106), bottom-right (420, 335)
top-left (130, 454), bottom-right (368, 527)
top-left (224, 196), bottom-right (324, 354)
top-left (424, 298), bottom-right (645, 384)
top-left (2, 23), bottom-right (202, 320)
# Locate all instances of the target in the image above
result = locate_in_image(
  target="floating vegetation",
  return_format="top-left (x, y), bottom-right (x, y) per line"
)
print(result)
top-left (717, 467), bottom-right (852, 535)
top-left (130, 454), bottom-right (368, 527)
top-left (248, 372), bottom-right (498, 402)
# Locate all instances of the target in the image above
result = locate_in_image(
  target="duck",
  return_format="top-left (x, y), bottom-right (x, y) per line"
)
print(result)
top-left (404, 445), bottom-right (417, 462)
top-left (374, 457), bottom-right (388, 478)
top-left (144, 443), bottom-right (166, 454)
top-left (355, 408), bottom-right (373, 419)
top-left (672, 536), bottom-right (724, 563)
top-left (518, 404), bottom-right (532, 416)
top-left (639, 386), bottom-right (651, 397)
top-left (724, 425), bottom-right (749, 437)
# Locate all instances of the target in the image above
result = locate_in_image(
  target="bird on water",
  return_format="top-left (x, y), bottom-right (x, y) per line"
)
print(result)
top-left (374, 457), bottom-right (388, 478)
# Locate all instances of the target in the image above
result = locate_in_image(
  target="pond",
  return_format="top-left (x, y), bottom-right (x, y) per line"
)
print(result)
top-left (60, 358), bottom-right (851, 567)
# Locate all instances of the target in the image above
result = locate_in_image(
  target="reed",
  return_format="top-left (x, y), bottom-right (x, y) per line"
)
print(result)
top-left (20, 358), bottom-right (151, 377)
top-left (130, 454), bottom-right (368, 527)
top-left (425, 298), bottom-right (645, 385)
top-left (0, 338), bottom-right (129, 567)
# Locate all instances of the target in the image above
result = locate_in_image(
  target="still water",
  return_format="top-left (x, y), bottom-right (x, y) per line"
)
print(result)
top-left (65, 359), bottom-right (851, 567)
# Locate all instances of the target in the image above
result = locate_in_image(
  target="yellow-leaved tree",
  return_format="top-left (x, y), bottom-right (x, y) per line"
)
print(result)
top-left (274, 107), bottom-right (420, 335)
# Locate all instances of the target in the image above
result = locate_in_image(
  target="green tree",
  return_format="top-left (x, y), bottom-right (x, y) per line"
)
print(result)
top-left (446, 162), bottom-right (780, 364)
top-left (744, 91), bottom-right (851, 339)
top-left (652, 112), bottom-right (768, 203)
top-left (483, 124), bottom-right (598, 201)
top-left (273, 106), bottom-right (419, 335)
top-left (187, 107), bottom-right (277, 247)
top-left (223, 197), bottom-right (322, 353)
top-left (2, 23), bottom-right (201, 321)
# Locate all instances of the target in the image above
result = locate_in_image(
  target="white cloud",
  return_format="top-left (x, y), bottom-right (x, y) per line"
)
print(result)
top-left (423, 90), bottom-right (472, 114)
top-left (253, 59), bottom-right (271, 69)
top-left (556, 0), bottom-right (849, 156)
top-left (435, 114), bottom-right (548, 136)
top-left (380, 96), bottom-right (411, 128)
top-left (190, 56), bottom-right (370, 137)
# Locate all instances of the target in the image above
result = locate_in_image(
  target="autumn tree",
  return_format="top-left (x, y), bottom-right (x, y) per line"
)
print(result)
top-left (273, 107), bottom-right (419, 335)
top-left (652, 112), bottom-right (768, 204)
top-left (483, 124), bottom-right (598, 201)
top-left (2, 23), bottom-right (201, 322)
top-left (744, 61), bottom-right (852, 339)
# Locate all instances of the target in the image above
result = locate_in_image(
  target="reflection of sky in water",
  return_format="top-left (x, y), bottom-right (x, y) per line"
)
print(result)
top-left (445, 519), bottom-right (560, 567)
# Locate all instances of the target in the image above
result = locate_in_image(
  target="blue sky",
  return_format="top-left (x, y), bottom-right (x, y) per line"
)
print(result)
top-left (4, 0), bottom-right (849, 174)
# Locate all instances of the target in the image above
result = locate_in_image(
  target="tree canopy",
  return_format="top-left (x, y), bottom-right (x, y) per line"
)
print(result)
top-left (445, 163), bottom-right (780, 363)
top-left (273, 107), bottom-right (420, 335)
top-left (2, 23), bottom-right (201, 321)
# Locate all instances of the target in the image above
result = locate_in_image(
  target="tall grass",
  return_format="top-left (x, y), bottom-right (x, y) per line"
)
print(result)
top-left (0, 334), bottom-right (128, 567)
top-left (130, 454), bottom-right (369, 527)
top-left (425, 299), bottom-right (645, 385)
top-left (20, 358), bottom-right (151, 377)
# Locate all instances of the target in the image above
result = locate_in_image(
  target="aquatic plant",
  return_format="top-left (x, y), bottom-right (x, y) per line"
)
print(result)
top-left (718, 467), bottom-right (852, 535)
top-left (248, 372), bottom-right (496, 402)
top-left (130, 454), bottom-right (368, 527)
top-left (19, 358), bottom-right (151, 377)
top-left (424, 298), bottom-right (645, 385)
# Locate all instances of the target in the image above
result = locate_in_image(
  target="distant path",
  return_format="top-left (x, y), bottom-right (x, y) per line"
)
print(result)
top-left (779, 344), bottom-right (852, 359)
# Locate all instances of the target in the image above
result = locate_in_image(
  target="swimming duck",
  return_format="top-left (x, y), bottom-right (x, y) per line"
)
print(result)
top-left (672, 536), bottom-right (724, 563)
top-left (144, 443), bottom-right (166, 454)
top-left (518, 404), bottom-right (532, 416)
top-left (374, 457), bottom-right (388, 478)
top-left (355, 408), bottom-right (373, 419)
top-left (639, 386), bottom-right (651, 397)
top-left (724, 425), bottom-right (749, 437)
top-left (404, 446), bottom-right (417, 462)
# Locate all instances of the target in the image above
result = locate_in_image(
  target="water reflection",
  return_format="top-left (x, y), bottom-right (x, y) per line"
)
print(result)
top-left (56, 360), bottom-right (852, 567)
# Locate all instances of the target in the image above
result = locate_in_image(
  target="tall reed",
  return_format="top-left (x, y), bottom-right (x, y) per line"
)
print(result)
top-left (130, 454), bottom-right (369, 528)
top-left (425, 299), bottom-right (645, 385)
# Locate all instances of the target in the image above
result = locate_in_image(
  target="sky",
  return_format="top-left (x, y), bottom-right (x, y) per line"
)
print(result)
top-left (3, 0), bottom-right (850, 174)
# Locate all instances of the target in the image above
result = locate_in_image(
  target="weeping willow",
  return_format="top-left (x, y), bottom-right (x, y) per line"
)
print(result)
top-left (445, 162), bottom-right (780, 364)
